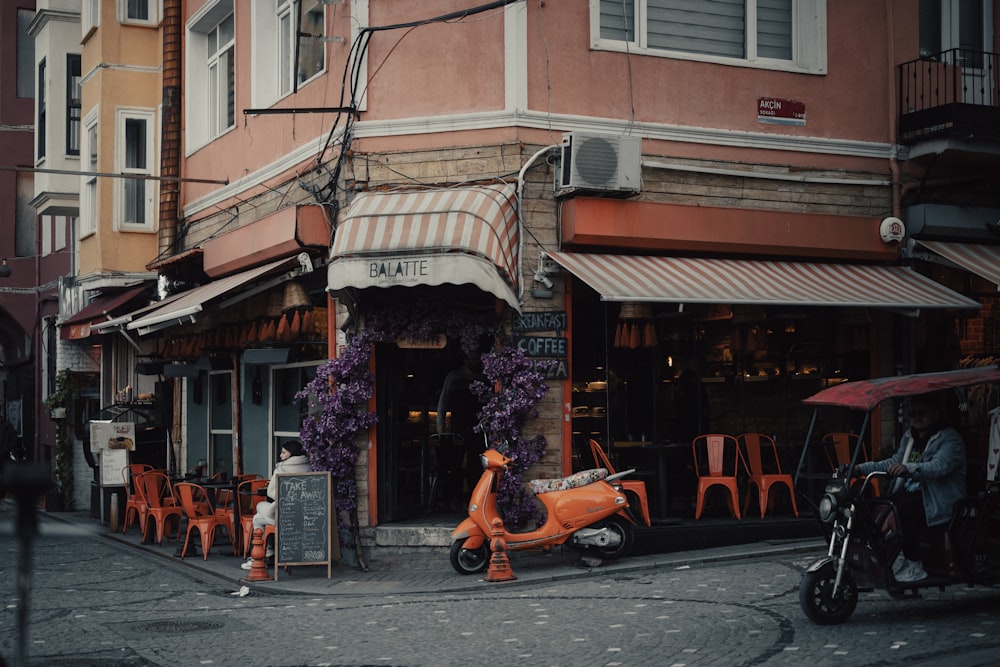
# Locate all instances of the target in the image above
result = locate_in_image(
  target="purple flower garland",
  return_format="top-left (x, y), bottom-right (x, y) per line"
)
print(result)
top-left (295, 302), bottom-right (552, 528)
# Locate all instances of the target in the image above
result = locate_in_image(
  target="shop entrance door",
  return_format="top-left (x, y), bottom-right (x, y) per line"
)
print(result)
top-left (375, 344), bottom-right (455, 522)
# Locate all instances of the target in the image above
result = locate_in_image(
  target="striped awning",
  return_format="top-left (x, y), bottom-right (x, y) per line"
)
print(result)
top-left (126, 257), bottom-right (300, 336)
top-left (544, 252), bottom-right (980, 310)
top-left (914, 240), bottom-right (1000, 290)
top-left (60, 285), bottom-right (150, 340)
top-left (327, 184), bottom-right (520, 309)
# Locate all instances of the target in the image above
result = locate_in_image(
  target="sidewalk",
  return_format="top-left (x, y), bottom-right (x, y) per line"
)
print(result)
top-left (28, 506), bottom-right (825, 597)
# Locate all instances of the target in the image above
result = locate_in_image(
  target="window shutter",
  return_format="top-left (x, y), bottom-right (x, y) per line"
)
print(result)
top-left (648, 0), bottom-right (745, 59)
top-left (757, 0), bottom-right (792, 60)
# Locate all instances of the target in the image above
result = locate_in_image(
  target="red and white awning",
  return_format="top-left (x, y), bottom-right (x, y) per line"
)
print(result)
top-left (544, 251), bottom-right (979, 310)
top-left (327, 184), bottom-right (520, 309)
top-left (914, 240), bottom-right (1000, 290)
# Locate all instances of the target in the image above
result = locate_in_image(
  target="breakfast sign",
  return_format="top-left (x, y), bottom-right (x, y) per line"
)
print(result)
top-left (513, 310), bottom-right (569, 379)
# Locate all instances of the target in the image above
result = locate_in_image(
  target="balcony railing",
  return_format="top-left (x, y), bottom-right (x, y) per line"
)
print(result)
top-left (898, 48), bottom-right (1000, 144)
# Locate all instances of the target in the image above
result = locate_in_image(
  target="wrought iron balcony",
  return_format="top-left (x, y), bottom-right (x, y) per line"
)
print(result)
top-left (898, 48), bottom-right (1000, 145)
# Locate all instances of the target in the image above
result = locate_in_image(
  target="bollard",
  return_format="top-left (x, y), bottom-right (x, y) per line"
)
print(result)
top-left (109, 493), bottom-right (119, 533)
top-left (484, 517), bottom-right (516, 582)
top-left (243, 528), bottom-right (271, 582)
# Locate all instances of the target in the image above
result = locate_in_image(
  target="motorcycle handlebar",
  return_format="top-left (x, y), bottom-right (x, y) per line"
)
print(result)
top-left (606, 468), bottom-right (635, 482)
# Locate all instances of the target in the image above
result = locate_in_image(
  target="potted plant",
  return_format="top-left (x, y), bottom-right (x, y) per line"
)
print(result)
top-left (45, 369), bottom-right (76, 511)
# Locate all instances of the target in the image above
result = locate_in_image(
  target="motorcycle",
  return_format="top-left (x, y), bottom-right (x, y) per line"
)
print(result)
top-left (795, 366), bottom-right (1000, 624)
top-left (450, 447), bottom-right (640, 575)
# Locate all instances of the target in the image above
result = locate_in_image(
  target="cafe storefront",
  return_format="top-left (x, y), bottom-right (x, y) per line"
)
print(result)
top-left (551, 197), bottom-right (981, 519)
top-left (327, 184), bottom-right (523, 525)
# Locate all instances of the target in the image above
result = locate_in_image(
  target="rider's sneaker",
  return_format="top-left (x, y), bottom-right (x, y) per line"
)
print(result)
top-left (895, 560), bottom-right (927, 583)
top-left (892, 554), bottom-right (907, 574)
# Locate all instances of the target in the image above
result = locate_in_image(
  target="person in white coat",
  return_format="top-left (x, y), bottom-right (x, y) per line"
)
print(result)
top-left (241, 441), bottom-right (310, 568)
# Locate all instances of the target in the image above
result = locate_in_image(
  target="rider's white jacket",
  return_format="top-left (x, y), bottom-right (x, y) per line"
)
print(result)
top-left (855, 426), bottom-right (966, 527)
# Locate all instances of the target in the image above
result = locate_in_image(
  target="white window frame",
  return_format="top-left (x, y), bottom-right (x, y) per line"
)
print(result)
top-left (80, 109), bottom-right (99, 238)
top-left (251, 0), bottom-right (327, 108)
top-left (83, 0), bottom-right (101, 39)
top-left (56, 216), bottom-right (70, 252)
top-left (590, 0), bottom-right (827, 74)
top-left (118, 0), bottom-right (160, 27)
top-left (186, 1), bottom-right (236, 153)
top-left (114, 108), bottom-right (157, 232)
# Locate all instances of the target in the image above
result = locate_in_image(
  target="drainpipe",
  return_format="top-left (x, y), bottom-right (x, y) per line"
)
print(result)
top-left (158, 0), bottom-right (182, 259)
top-left (886, 0), bottom-right (901, 219)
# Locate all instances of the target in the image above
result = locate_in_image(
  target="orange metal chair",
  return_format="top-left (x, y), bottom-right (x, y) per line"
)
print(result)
top-left (237, 478), bottom-right (269, 557)
top-left (822, 432), bottom-right (879, 495)
top-left (691, 434), bottom-right (742, 520)
top-left (175, 482), bottom-right (227, 560)
top-left (208, 472), bottom-right (238, 554)
top-left (139, 471), bottom-right (184, 545)
top-left (589, 439), bottom-right (651, 526)
top-left (121, 464), bottom-right (153, 535)
top-left (736, 433), bottom-right (799, 519)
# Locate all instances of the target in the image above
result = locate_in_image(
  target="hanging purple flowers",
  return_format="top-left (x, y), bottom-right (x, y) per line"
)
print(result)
top-left (295, 300), bottom-right (552, 528)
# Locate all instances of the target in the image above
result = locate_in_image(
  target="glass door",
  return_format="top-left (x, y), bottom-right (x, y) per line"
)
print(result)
top-left (208, 370), bottom-right (233, 476)
top-left (375, 344), bottom-right (454, 522)
top-left (932, 0), bottom-right (994, 104)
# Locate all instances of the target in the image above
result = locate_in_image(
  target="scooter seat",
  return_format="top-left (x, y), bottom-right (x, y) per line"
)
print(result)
top-left (529, 468), bottom-right (609, 495)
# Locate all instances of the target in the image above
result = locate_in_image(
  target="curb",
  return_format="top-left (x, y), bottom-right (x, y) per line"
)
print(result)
top-left (32, 507), bottom-right (825, 597)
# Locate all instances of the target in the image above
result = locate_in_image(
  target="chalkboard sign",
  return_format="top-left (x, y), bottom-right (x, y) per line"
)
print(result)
top-left (274, 472), bottom-right (339, 580)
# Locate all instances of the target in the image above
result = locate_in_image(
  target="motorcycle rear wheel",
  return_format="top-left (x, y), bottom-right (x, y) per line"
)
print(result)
top-left (799, 562), bottom-right (859, 625)
top-left (450, 539), bottom-right (490, 575)
top-left (586, 515), bottom-right (634, 560)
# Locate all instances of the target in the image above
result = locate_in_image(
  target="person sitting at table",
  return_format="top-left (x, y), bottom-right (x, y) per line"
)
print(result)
top-left (241, 441), bottom-right (310, 569)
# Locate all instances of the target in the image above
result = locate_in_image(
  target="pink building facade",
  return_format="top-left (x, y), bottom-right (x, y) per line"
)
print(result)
top-left (80, 1), bottom-right (1000, 556)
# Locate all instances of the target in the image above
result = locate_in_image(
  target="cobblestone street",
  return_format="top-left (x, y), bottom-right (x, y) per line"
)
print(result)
top-left (2, 507), bottom-right (998, 666)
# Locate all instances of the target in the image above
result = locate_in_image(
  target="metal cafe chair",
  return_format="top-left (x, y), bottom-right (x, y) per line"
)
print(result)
top-left (139, 471), bottom-right (184, 545)
top-left (121, 464), bottom-right (153, 535)
top-left (237, 478), bottom-right (269, 558)
top-left (691, 434), bottom-right (742, 520)
top-left (175, 482), bottom-right (227, 560)
top-left (736, 433), bottom-right (799, 519)
top-left (589, 439), bottom-right (651, 526)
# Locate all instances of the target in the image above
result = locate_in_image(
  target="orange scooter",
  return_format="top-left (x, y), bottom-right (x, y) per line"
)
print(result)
top-left (450, 448), bottom-right (639, 574)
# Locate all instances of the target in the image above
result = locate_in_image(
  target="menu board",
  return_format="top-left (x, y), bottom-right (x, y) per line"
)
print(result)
top-left (100, 448), bottom-right (129, 487)
top-left (274, 472), bottom-right (339, 580)
top-left (90, 420), bottom-right (136, 453)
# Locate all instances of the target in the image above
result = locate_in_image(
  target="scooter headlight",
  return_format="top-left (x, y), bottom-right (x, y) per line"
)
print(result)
top-left (818, 493), bottom-right (838, 523)
top-left (817, 479), bottom-right (847, 523)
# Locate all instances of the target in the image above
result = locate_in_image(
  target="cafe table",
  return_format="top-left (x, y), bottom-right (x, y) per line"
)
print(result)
top-left (195, 478), bottom-right (241, 555)
top-left (612, 440), bottom-right (689, 518)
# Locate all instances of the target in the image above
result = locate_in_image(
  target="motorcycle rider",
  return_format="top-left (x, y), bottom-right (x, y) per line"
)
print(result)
top-left (853, 393), bottom-right (967, 583)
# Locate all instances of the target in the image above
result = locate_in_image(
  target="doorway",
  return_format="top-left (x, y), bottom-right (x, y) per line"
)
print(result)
top-left (375, 343), bottom-right (467, 522)
top-left (922, 0), bottom-right (994, 104)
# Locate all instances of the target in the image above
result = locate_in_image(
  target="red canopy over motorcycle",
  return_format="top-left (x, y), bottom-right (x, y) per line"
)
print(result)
top-left (802, 366), bottom-right (1000, 411)
top-left (795, 365), bottom-right (1000, 486)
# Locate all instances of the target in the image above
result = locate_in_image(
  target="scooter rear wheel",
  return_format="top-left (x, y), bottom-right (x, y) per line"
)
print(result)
top-left (799, 562), bottom-right (858, 625)
top-left (586, 515), bottom-right (634, 560)
top-left (450, 539), bottom-right (490, 575)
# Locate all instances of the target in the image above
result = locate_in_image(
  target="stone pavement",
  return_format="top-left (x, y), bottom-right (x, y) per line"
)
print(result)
top-left (37, 506), bottom-right (826, 597)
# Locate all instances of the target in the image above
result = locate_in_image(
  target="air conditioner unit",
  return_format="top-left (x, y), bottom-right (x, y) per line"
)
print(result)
top-left (557, 132), bottom-right (642, 193)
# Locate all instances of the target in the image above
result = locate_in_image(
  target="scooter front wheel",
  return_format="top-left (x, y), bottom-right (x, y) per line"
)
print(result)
top-left (799, 562), bottom-right (859, 625)
top-left (450, 539), bottom-right (490, 575)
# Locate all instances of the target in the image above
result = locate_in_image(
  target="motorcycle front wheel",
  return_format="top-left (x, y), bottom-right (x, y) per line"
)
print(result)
top-left (450, 539), bottom-right (490, 575)
top-left (799, 562), bottom-right (859, 625)
top-left (586, 515), bottom-right (634, 560)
